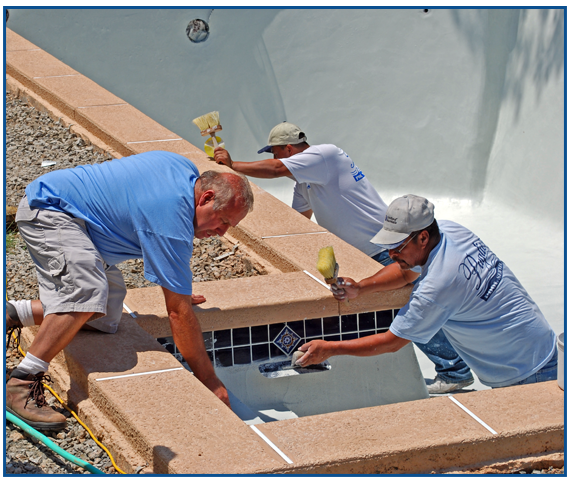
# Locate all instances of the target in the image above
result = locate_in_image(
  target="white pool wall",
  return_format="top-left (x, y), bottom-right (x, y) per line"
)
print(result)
top-left (6, 8), bottom-right (564, 391)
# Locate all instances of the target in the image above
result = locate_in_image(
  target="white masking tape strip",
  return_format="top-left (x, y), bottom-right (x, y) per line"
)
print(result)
top-left (77, 103), bottom-right (128, 109)
top-left (303, 270), bottom-right (332, 291)
top-left (261, 231), bottom-right (327, 239)
top-left (250, 425), bottom-right (293, 464)
top-left (448, 396), bottom-right (498, 435)
top-left (123, 303), bottom-right (137, 319)
top-left (126, 138), bottom-right (183, 144)
top-left (96, 367), bottom-right (184, 381)
top-left (33, 74), bottom-right (80, 79)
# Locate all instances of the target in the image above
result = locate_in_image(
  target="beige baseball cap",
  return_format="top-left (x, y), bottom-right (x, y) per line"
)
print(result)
top-left (370, 194), bottom-right (435, 248)
top-left (257, 122), bottom-right (307, 154)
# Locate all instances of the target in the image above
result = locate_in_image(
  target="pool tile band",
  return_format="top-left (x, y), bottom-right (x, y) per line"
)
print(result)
top-left (159, 310), bottom-right (395, 369)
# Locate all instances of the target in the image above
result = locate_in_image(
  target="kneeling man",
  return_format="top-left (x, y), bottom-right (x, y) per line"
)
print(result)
top-left (297, 195), bottom-right (558, 389)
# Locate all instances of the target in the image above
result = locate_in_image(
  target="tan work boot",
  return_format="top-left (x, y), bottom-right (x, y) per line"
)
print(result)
top-left (6, 369), bottom-right (67, 431)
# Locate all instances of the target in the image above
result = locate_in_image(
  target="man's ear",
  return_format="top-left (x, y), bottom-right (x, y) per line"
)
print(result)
top-left (198, 189), bottom-right (215, 206)
top-left (418, 230), bottom-right (431, 248)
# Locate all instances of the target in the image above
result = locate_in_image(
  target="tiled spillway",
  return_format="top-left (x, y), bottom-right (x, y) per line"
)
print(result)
top-left (7, 27), bottom-right (564, 474)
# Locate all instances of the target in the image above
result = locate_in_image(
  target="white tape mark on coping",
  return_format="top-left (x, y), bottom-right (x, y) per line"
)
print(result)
top-left (96, 368), bottom-right (184, 381)
top-left (303, 270), bottom-right (331, 290)
top-left (122, 303), bottom-right (137, 319)
top-left (448, 396), bottom-right (498, 435)
top-left (126, 138), bottom-right (182, 144)
top-left (261, 231), bottom-right (328, 239)
top-left (250, 425), bottom-right (293, 464)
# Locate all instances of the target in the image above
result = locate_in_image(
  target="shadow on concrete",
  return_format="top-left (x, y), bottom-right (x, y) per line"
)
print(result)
top-left (152, 445), bottom-right (177, 474)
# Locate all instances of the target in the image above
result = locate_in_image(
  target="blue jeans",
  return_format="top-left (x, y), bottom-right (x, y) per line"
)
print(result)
top-left (415, 329), bottom-right (473, 382)
top-left (371, 250), bottom-right (473, 383)
top-left (502, 349), bottom-right (558, 387)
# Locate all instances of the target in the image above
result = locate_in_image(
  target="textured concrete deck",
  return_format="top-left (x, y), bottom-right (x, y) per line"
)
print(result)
top-left (5, 28), bottom-right (565, 474)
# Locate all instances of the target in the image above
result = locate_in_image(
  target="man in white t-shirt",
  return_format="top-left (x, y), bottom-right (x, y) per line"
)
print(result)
top-left (295, 195), bottom-right (558, 389)
top-left (214, 123), bottom-right (475, 391)
top-left (213, 122), bottom-right (390, 261)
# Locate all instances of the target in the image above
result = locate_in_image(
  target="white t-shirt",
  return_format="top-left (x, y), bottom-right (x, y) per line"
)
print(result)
top-left (390, 220), bottom-right (557, 387)
top-left (281, 144), bottom-right (387, 257)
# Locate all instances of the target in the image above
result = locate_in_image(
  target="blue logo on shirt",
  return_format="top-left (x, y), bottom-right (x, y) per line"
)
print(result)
top-left (349, 160), bottom-right (365, 181)
top-left (458, 240), bottom-right (503, 301)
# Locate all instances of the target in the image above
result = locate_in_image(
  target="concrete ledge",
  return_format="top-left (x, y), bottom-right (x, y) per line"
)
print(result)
top-left (254, 381), bottom-right (564, 474)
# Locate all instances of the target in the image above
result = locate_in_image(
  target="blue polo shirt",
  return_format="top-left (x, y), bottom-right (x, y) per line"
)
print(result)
top-left (25, 151), bottom-right (198, 295)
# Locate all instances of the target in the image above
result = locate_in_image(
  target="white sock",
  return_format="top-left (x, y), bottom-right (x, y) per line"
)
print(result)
top-left (17, 352), bottom-right (50, 375)
top-left (8, 299), bottom-right (37, 327)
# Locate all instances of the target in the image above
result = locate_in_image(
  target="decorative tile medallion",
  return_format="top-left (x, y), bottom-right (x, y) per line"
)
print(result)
top-left (273, 325), bottom-right (301, 356)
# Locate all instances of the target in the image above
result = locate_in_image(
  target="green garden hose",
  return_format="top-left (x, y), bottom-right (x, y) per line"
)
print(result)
top-left (6, 410), bottom-right (105, 474)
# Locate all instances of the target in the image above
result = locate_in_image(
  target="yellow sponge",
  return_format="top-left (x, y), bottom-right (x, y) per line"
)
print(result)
top-left (317, 246), bottom-right (337, 282)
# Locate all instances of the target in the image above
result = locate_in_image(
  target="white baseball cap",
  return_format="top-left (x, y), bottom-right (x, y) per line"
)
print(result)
top-left (370, 194), bottom-right (435, 248)
top-left (257, 122), bottom-right (308, 154)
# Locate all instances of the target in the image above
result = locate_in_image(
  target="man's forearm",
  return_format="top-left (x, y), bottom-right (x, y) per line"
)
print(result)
top-left (358, 263), bottom-right (418, 295)
top-left (329, 331), bottom-right (408, 356)
top-left (169, 308), bottom-right (217, 382)
top-left (230, 160), bottom-right (288, 178)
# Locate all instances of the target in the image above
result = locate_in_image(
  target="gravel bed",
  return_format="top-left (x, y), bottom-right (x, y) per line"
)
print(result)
top-left (4, 89), bottom-right (264, 475)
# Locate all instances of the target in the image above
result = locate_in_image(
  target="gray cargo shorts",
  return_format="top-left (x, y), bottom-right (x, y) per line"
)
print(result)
top-left (15, 196), bottom-right (127, 333)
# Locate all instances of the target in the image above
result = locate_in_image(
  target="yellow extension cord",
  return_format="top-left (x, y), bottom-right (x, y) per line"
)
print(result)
top-left (9, 330), bottom-right (127, 474)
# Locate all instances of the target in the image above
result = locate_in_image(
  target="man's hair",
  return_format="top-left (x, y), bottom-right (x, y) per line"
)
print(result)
top-left (198, 170), bottom-right (254, 213)
top-left (422, 219), bottom-right (440, 243)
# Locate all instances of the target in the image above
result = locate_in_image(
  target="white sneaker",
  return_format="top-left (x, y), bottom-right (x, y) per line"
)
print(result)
top-left (426, 375), bottom-right (474, 394)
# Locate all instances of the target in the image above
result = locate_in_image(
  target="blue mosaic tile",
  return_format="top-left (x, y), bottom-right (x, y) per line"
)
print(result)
top-left (359, 312), bottom-right (375, 330)
top-left (323, 316), bottom-right (340, 335)
top-left (215, 348), bottom-right (233, 367)
top-left (273, 325), bottom-right (301, 355)
top-left (341, 314), bottom-right (358, 333)
top-left (252, 343), bottom-right (270, 362)
top-left (376, 310), bottom-right (393, 328)
top-left (251, 325), bottom-right (269, 344)
top-left (305, 318), bottom-right (322, 338)
top-left (269, 322), bottom-right (284, 341)
top-left (232, 327), bottom-right (250, 346)
top-left (214, 329), bottom-right (231, 349)
top-left (289, 320), bottom-right (304, 337)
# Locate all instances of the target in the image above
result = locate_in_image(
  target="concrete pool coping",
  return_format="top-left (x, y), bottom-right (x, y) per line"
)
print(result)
top-left (5, 28), bottom-right (565, 474)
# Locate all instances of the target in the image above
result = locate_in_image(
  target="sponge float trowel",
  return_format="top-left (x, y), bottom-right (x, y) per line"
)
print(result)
top-left (258, 354), bottom-right (331, 378)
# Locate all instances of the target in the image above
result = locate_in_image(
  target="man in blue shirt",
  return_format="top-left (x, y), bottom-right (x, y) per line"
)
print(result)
top-left (6, 151), bottom-right (254, 431)
top-left (295, 195), bottom-right (558, 389)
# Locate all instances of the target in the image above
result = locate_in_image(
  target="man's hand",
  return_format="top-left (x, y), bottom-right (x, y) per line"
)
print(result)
top-left (202, 375), bottom-right (231, 408)
top-left (297, 340), bottom-right (334, 366)
top-left (331, 277), bottom-right (361, 301)
top-left (213, 147), bottom-right (233, 168)
top-left (191, 294), bottom-right (206, 305)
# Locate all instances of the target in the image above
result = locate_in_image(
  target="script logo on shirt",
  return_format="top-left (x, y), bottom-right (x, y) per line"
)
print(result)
top-left (458, 240), bottom-right (503, 301)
